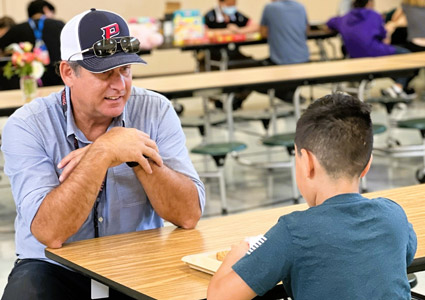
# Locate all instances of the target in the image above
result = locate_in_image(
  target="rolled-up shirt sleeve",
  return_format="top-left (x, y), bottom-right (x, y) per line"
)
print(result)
top-left (155, 98), bottom-right (206, 213)
top-left (2, 115), bottom-right (59, 230)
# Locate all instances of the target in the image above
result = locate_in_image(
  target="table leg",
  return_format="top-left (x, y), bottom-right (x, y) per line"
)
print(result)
top-left (224, 93), bottom-right (235, 142)
top-left (293, 86), bottom-right (302, 120)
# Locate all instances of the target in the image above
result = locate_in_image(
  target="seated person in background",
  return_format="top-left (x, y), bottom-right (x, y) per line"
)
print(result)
top-left (1, 8), bottom-right (205, 300)
top-left (0, 0), bottom-right (64, 88)
top-left (0, 16), bottom-right (17, 90)
top-left (207, 93), bottom-right (417, 300)
top-left (382, 6), bottom-right (408, 46)
top-left (204, 0), bottom-right (259, 37)
top-left (203, 0), bottom-right (261, 110)
top-left (0, 16), bottom-right (15, 38)
top-left (402, 0), bottom-right (425, 52)
top-left (327, 0), bottom-right (415, 99)
top-left (256, 0), bottom-right (310, 104)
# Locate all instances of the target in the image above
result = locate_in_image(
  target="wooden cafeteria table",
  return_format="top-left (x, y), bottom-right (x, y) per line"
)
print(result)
top-left (1, 52), bottom-right (425, 122)
top-left (46, 184), bottom-right (425, 300)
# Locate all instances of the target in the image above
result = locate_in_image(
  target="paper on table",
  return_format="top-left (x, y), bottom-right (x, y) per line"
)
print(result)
top-left (182, 251), bottom-right (225, 275)
top-left (182, 234), bottom-right (266, 275)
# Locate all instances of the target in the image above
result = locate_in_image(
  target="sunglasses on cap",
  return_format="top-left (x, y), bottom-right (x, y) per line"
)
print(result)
top-left (67, 36), bottom-right (140, 60)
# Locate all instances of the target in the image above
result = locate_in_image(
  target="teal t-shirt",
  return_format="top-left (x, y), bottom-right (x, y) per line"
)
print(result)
top-left (233, 193), bottom-right (417, 299)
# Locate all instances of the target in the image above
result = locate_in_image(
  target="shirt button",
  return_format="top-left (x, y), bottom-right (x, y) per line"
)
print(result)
top-left (98, 217), bottom-right (104, 223)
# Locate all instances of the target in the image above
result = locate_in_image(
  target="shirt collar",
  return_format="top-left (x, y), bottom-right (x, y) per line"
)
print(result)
top-left (322, 193), bottom-right (365, 205)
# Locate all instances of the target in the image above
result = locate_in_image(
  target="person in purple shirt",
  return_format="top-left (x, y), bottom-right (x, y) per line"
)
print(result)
top-left (327, 0), bottom-right (415, 99)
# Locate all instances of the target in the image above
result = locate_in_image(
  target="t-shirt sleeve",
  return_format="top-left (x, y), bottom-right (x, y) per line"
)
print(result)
top-left (204, 10), bottom-right (218, 28)
top-left (260, 5), bottom-right (270, 27)
top-left (232, 216), bottom-right (293, 296)
top-left (406, 222), bottom-right (417, 267)
top-left (236, 12), bottom-right (249, 27)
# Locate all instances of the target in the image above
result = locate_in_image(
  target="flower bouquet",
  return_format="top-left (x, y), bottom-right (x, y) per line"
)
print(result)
top-left (3, 42), bottom-right (48, 102)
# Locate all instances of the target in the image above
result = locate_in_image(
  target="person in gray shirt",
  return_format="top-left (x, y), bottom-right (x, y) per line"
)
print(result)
top-left (256, 0), bottom-right (310, 103)
top-left (402, 0), bottom-right (425, 52)
top-left (260, 0), bottom-right (309, 65)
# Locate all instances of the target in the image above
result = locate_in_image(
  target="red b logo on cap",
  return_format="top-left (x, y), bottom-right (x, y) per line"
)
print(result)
top-left (101, 23), bottom-right (120, 39)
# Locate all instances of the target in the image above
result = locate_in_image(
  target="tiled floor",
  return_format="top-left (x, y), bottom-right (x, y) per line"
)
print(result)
top-left (1, 77), bottom-right (425, 297)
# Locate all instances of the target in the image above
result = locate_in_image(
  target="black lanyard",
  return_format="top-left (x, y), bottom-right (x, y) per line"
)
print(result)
top-left (61, 88), bottom-right (104, 238)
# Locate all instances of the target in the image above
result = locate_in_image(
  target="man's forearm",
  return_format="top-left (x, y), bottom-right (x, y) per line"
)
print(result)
top-left (31, 145), bottom-right (111, 248)
top-left (134, 161), bottom-right (201, 229)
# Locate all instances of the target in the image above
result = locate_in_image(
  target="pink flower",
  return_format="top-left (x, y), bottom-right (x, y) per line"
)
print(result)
top-left (22, 52), bottom-right (35, 64)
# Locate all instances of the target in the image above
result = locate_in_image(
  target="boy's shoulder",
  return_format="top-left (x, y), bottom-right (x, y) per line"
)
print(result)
top-left (280, 194), bottom-right (406, 225)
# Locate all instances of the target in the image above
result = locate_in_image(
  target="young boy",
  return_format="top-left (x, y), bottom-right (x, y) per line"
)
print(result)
top-left (207, 93), bottom-right (417, 300)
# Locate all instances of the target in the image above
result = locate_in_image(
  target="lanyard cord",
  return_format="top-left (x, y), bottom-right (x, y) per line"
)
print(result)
top-left (61, 88), bottom-right (104, 238)
top-left (28, 16), bottom-right (45, 40)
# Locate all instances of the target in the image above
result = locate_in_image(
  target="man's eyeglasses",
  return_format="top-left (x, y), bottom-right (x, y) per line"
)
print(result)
top-left (68, 36), bottom-right (140, 60)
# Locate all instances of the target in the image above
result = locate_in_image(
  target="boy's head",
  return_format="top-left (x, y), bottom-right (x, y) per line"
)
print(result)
top-left (295, 93), bottom-right (373, 191)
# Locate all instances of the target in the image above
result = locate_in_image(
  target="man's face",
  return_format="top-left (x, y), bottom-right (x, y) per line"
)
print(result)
top-left (68, 65), bottom-right (132, 121)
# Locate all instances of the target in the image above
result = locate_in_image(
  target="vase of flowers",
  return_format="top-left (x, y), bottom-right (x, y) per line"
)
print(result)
top-left (19, 75), bottom-right (38, 102)
top-left (3, 42), bottom-right (48, 103)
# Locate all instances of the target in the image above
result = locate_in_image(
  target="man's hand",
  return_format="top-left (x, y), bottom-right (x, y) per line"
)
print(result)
top-left (95, 127), bottom-right (163, 174)
top-left (57, 145), bottom-right (91, 182)
top-left (57, 128), bottom-right (163, 182)
top-left (227, 23), bottom-right (240, 34)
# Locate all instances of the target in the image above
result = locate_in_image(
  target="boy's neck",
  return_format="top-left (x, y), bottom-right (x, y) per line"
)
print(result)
top-left (313, 177), bottom-right (361, 206)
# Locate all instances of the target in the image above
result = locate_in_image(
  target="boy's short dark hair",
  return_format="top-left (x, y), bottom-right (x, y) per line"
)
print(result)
top-left (295, 93), bottom-right (373, 179)
top-left (353, 0), bottom-right (370, 8)
top-left (27, 0), bottom-right (55, 18)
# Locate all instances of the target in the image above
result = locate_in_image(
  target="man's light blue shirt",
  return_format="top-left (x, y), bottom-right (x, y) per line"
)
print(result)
top-left (1, 86), bottom-right (205, 262)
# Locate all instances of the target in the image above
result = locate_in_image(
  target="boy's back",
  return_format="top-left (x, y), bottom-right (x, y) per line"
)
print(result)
top-left (207, 94), bottom-right (417, 300)
top-left (233, 193), bottom-right (416, 299)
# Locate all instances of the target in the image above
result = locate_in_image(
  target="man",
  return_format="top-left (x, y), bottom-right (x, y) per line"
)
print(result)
top-left (1, 8), bottom-right (205, 300)
top-left (258, 0), bottom-right (310, 103)
top-left (0, 16), bottom-right (15, 38)
top-left (204, 0), bottom-right (258, 35)
top-left (203, 0), bottom-right (260, 110)
top-left (0, 0), bottom-right (64, 88)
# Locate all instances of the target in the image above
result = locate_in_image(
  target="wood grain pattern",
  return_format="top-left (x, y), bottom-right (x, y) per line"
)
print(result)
top-left (46, 184), bottom-right (425, 300)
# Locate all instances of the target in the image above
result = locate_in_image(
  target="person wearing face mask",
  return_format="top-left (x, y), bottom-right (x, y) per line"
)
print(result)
top-left (204, 0), bottom-right (258, 34)
top-left (202, 0), bottom-right (261, 110)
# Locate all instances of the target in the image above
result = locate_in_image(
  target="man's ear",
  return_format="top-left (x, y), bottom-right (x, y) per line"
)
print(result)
top-left (59, 61), bottom-right (75, 87)
top-left (300, 148), bottom-right (315, 179)
top-left (360, 155), bottom-right (373, 178)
